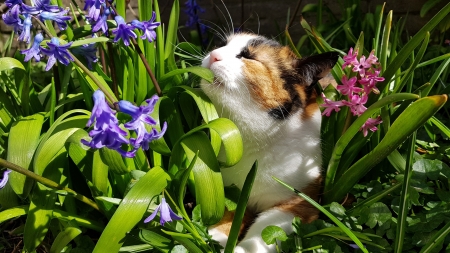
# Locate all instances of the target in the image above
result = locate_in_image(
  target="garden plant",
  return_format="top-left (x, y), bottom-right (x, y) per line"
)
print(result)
top-left (0, 0), bottom-right (450, 252)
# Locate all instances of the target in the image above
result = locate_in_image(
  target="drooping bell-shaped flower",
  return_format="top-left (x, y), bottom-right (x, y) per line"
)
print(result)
top-left (144, 197), bottom-right (182, 226)
top-left (112, 15), bottom-right (137, 46)
top-left (118, 95), bottom-right (167, 150)
top-left (40, 37), bottom-right (74, 71)
top-left (18, 14), bottom-right (32, 43)
top-left (81, 90), bottom-right (135, 157)
top-left (92, 8), bottom-right (110, 35)
top-left (2, 5), bottom-right (23, 33)
top-left (71, 43), bottom-right (98, 69)
top-left (39, 9), bottom-right (71, 30)
top-left (22, 33), bottom-right (44, 62)
top-left (131, 11), bottom-right (160, 42)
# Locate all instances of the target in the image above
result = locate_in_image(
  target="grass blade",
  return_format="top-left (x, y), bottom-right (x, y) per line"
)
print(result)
top-left (393, 131), bottom-right (416, 253)
top-left (224, 161), bottom-right (258, 253)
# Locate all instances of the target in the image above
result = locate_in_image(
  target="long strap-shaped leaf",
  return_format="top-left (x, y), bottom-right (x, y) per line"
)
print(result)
top-left (324, 95), bottom-right (447, 203)
top-left (7, 113), bottom-right (45, 198)
top-left (93, 167), bottom-right (170, 252)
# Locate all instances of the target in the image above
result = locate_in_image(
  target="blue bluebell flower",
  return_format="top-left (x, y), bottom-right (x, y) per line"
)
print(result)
top-left (22, 0), bottom-right (62, 14)
top-left (40, 37), bottom-right (74, 71)
top-left (2, 5), bottom-right (23, 33)
top-left (5, 0), bottom-right (23, 7)
top-left (71, 43), bottom-right (98, 69)
top-left (184, 0), bottom-right (204, 28)
top-left (118, 95), bottom-right (167, 150)
top-left (18, 14), bottom-right (32, 43)
top-left (92, 8), bottom-right (110, 35)
top-left (81, 90), bottom-right (135, 157)
top-left (87, 0), bottom-right (105, 22)
top-left (144, 198), bottom-right (182, 226)
top-left (112, 15), bottom-right (137, 46)
top-left (0, 170), bottom-right (12, 189)
top-left (131, 11), bottom-right (160, 42)
top-left (22, 33), bottom-right (44, 62)
top-left (39, 9), bottom-right (71, 30)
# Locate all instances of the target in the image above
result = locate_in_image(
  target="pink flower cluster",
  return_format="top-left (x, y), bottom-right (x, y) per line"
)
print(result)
top-left (321, 48), bottom-right (385, 137)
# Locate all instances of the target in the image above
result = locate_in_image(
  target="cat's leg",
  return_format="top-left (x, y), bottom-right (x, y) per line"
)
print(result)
top-left (209, 210), bottom-right (255, 250)
top-left (235, 195), bottom-right (319, 253)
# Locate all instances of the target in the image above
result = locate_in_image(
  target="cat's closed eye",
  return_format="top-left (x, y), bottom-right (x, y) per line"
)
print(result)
top-left (236, 47), bottom-right (253, 59)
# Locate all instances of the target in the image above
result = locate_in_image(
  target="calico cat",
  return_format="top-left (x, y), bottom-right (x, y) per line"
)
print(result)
top-left (200, 33), bottom-right (338, 253)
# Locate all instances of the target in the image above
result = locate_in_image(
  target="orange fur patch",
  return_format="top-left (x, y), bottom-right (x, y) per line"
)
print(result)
top-left (274, 177), bottom-right (322, 223)
top-left (210, 209), bottom-right (255, 238)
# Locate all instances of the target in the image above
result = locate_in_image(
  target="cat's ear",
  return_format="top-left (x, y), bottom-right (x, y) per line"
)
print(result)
top-left (293, 52), bottom-right (339, 86)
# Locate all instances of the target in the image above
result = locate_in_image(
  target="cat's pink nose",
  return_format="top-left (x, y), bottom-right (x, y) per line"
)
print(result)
top-left (209, 50), bottom-right (222, 66)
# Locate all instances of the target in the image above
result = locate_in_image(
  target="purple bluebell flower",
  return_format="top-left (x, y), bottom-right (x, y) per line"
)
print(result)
top-left (118, 95), bottom-right (167, 150)
top-left (144, 198), bottom-right (182, 226)
top-left (92, 8), bottom-right (110, 35)
top-left (131, 12), bottom-right (160, 42)
top-left (184, 0), bottom-right (204, 28)
top-left (2, 5), bottom-right (23, 33)
top-left (22, 33), bottom-right (44, 62)
top-left (112, 15), bottom-right (137, 46)
top-left (0, 170), bottom-right (12, 189)
top-left (71, 43), bottom-right (98, 69)
top-left (40, 37), bottom-right (74, 71)
top-left (87, 0), bottom-right (105, 22)
top-left (39, 9), bottom-right (71, 30)
top-left (18, 14), bottom-right (32, 43)
top-left (5, 0), bottom-right (23, 7)
top-left (22, 0), bottom-right (62, 14)
top-left (83, 0), bottom-right (96, 10)
top-left (81, 90), bottom-right (135, 157)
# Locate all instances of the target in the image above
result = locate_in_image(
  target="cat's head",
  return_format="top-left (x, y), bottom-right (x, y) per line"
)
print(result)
top-left (200, 33), bottom-right (338, 142)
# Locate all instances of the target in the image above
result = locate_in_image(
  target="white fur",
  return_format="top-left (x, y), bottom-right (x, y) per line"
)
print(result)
top-left (200, 34), bottom-right (322, 253)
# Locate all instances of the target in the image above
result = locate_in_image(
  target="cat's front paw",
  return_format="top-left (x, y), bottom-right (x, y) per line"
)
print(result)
top-left (234, 238), bottom-right (275, 253)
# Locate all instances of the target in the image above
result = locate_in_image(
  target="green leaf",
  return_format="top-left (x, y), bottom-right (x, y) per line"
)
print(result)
top-left (0, 57), bottom-right (25, 72)
top-left (174, 131), bottom-right (224, 225)
top-left (413, 159), bottom-right (449, 181)
top-left (23, 184), bottom-right (57, 252)
top-left (134, 228), bottom-right (173, 253)
top-left (70, 37), bottom-right (110, 48)
top-left (365, 202), bottom-right (392, 229)
top-left (225, 161), bottom-right (257, 253)
top-left (99, 148), bottom-right (130, 174)
top-left (7, 113), bottom-right (45, 198)
top-left (0, 205), bottom-right (28, 223)
top-left (159, 66), bottom-right (214, 84)
top-left (261, 225), bottom-right (288, 245)
top-left (50, 226), bottom-right (82, 253)
top-left (93, 167), bottom-right (170, 252)
top-left (164, 0), bottom-right (179, 60)
top-left (325, 95), bottom-right (447, 203)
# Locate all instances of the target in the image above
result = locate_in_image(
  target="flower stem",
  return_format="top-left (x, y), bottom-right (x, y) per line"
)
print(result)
top-left (0, 158), bottom-right (100, 212)
top-left (33, 15), bottom-right (118, 104)
top-left (130, 37), bottom-right (162, 96)
top-left (107, 42), bottom-right (119, 98)
top-left (164, 190), bottom-right (211, 252)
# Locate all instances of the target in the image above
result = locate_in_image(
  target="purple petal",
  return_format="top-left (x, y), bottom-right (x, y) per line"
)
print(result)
top-left (0, 170), bottom-right (12, 189)
top-left (144, 204), bottom-right (161, 223)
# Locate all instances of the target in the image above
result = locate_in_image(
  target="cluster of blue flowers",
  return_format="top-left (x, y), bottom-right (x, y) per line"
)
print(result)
top-left (184, 0), bottom-right (207, 43)
top-left (1, 0), bottom-right (161, 71)
top-left (81, 90), bottom-right (167, 158)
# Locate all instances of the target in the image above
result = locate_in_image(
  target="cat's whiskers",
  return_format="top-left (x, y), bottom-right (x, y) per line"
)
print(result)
top-left (200, 20), bottom-right (228, 42)
top-left (218, 0), bottom-right (234, 34)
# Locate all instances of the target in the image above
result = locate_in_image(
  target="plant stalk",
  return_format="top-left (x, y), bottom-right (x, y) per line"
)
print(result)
top-left (0, 158), bottom-right (100, 212)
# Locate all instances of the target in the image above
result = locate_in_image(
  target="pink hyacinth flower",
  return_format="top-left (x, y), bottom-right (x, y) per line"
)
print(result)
top-left (344, 94), bottom-right (368, 116)
top-left (352, 56), bottom-right (372, 76)
top-left (320, 93), bottom-right (346, 117)
top-left (337, 75), bottom-right (362, 96)
top-left (342, 47), bottom-right (359, 68)
top-left (360, 117), bottom-right (383, 137)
